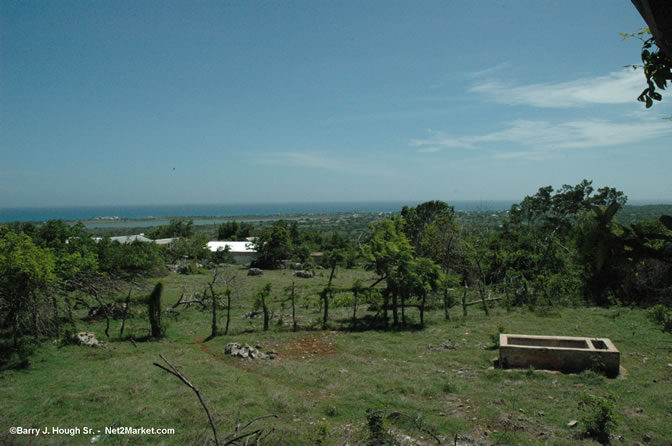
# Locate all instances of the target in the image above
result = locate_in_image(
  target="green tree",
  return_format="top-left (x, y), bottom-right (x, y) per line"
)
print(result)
top-left (0, 231), bottom-right (56, 347)
top-left (217, 221), bottom-right (254, 240)
top-left (403, 257), bottom-right (443, 326)
top-left (363, 218), bottom-right (414, 327)
top-left (420, 212), bottom-right (463, 274)
top-left (401, 200), bottom-right (455, 256)
top-left (97, 239), bottom-right (164, 274)
top-left (252, 222), bottom-right (292, 269)
top-left (148, 219), bottom-right (194, 239)
top-left (163, 233), bottom-right (210, 264)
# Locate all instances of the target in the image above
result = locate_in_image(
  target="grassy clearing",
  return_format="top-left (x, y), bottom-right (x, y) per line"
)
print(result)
top-left (1, 266), bottom-right (671, 445)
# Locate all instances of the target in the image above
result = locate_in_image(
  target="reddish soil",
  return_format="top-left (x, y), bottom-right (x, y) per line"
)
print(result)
top-left (274, 332), bottom-right (341, 360)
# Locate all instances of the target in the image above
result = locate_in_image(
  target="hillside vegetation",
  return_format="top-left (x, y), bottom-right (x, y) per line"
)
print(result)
top-left (1, 180), bottom-right (672, 445)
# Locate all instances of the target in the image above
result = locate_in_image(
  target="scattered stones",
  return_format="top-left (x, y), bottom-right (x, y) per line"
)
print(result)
top-left (635, 407), bottom-right (644, 414)
top-left (247, 268), bottom-right (264, 276)
top-left (567, 420), bottom-right (578, 428)
top-left (73, 332), bottom-right (101, 347)
top-left (294, 270), bottom-right (313, 279)
top-left (244, 311), bottom-right (262, 319)
top-left (224, 343), bottom-right (276, 360)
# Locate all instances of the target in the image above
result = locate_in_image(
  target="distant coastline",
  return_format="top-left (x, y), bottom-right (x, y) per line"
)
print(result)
top-left (1, 200), bottom-right (669, 225)
top-left (0, 200), bottom-right (519, 224)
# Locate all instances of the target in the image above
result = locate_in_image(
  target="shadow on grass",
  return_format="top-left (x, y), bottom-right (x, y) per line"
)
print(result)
top-left (0, 337), bottom-right (35, 371)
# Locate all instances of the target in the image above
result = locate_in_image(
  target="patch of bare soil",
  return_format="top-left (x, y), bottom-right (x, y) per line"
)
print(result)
top-left (275, 332), bottom-right (341, 360)
top-left (193, 337), bottom-right (313, 397)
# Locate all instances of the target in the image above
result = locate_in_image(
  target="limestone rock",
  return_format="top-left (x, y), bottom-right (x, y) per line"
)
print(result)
top-left (294, 270), bottom-right (313, 279)
top-left (73, 332), bottom-right (101, 347)
top-left (224, 343), bottom-right (275, 360)
top-left (248, 268), bottom-right (264, 276)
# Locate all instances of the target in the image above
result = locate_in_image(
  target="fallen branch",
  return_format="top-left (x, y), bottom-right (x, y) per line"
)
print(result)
top-left (171, 290), bottom-right (187, 309)
top-left (223, 414), bottom-right (278, 445)
top-left (153, 354), bottom-right (220, 445)
top-left (153, 355), bottom-right (277, 446)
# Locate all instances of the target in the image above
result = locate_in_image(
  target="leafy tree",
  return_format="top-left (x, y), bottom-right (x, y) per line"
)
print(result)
top-left (402, 257), bottom-right (443, 326)
top-left (401, 200), bottom-right (455, 255)
top-left (217, 221), bottom-right (239, 240)
top-left (252, 222), bottom-right (292, 269)
top-left (499, 180), bottom-right (627, 306)
top-left (363, 218), bottom-right (414, 327)
top-left (622, 6), bottom-right (671, 109)
top-left (211, 245), bottom-right (235, 265)
top-left (420, 212), bottom-right (463, 274)
top-left (217, 221), bottom-right (254, 240)
top-left (97, 239), bottom-right (164, 274)
top-left (148, 219), bottom-right (194, 239)
top-left (0, 231), bottom-right (56, 347)
top-left (163, 233), bottom-right (210, 264)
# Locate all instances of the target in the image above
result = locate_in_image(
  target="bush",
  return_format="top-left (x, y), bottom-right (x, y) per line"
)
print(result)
top-left (579, 393), bottom-right (616, 445)
top-left (648, 304), bottom-right (672, 333)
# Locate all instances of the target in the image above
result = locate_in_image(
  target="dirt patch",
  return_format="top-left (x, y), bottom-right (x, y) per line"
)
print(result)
top-left (275, 332), bottom-right (341, 360)
top-left (193, 337), bottom-right (316, 398)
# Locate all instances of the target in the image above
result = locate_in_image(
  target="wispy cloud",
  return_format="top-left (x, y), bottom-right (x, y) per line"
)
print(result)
top-left (465, 62), bottom-right (511, 80)
top-left (470, 69), bottom-right (646, 108)
top-left (411, 118), bottom-right (672, 159)
top-left (409, 130), bottom-right (476, 151)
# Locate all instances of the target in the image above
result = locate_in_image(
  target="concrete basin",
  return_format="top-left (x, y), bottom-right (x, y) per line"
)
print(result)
top-left (498, 334), bottom-right (620, 377)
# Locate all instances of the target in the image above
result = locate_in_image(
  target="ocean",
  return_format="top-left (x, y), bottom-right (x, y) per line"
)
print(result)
top-left (0, 201), bottom-right (516, 224)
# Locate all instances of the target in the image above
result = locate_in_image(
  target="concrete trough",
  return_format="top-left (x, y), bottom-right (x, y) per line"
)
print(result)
top-left (498, 334), bottom-right (620, 377)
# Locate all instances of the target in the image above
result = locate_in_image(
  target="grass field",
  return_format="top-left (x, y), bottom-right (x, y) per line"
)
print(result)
top-left (1, 266), bottom-right (671, 445)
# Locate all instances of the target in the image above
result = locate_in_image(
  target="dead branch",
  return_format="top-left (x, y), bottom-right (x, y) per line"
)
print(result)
top-left (153, 355), bottom-right (277, 446)
top-left (222, 414), bottom-right (278, 445)
top-left (153, 354), bottom-right (220, 445)
top-left (171, 289), bottom-right (187, 309)
top-left (387, 411), bottom-right (441, 445)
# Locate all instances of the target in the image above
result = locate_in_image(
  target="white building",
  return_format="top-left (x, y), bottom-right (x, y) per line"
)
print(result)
top-left (206, 241), bottom-right (257, 265)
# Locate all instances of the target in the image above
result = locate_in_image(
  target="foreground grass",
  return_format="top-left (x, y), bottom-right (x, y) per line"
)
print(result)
top-left (1, 267), bottom-right (671, 445)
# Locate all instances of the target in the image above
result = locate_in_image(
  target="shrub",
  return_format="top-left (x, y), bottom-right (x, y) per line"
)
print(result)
top-left (648, 304), bottom-right (672, 333)
top-left (579, 393), bottom-right (616, 445)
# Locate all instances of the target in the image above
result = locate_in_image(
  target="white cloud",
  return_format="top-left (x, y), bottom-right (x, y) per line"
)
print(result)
top-left (411, 118), bottom-right (672, 159)
top-left (470, 69), bottom-right (646, 108)
top-left (466, 63), bottom-right (512, 79)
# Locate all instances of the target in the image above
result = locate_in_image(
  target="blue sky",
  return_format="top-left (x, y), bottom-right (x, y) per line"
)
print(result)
top-left (1, 0), bottom-right (670, 207)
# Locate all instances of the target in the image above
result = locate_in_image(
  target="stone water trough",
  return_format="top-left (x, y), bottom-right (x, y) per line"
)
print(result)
top-left (498, 334), bottom-right (620, 377)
